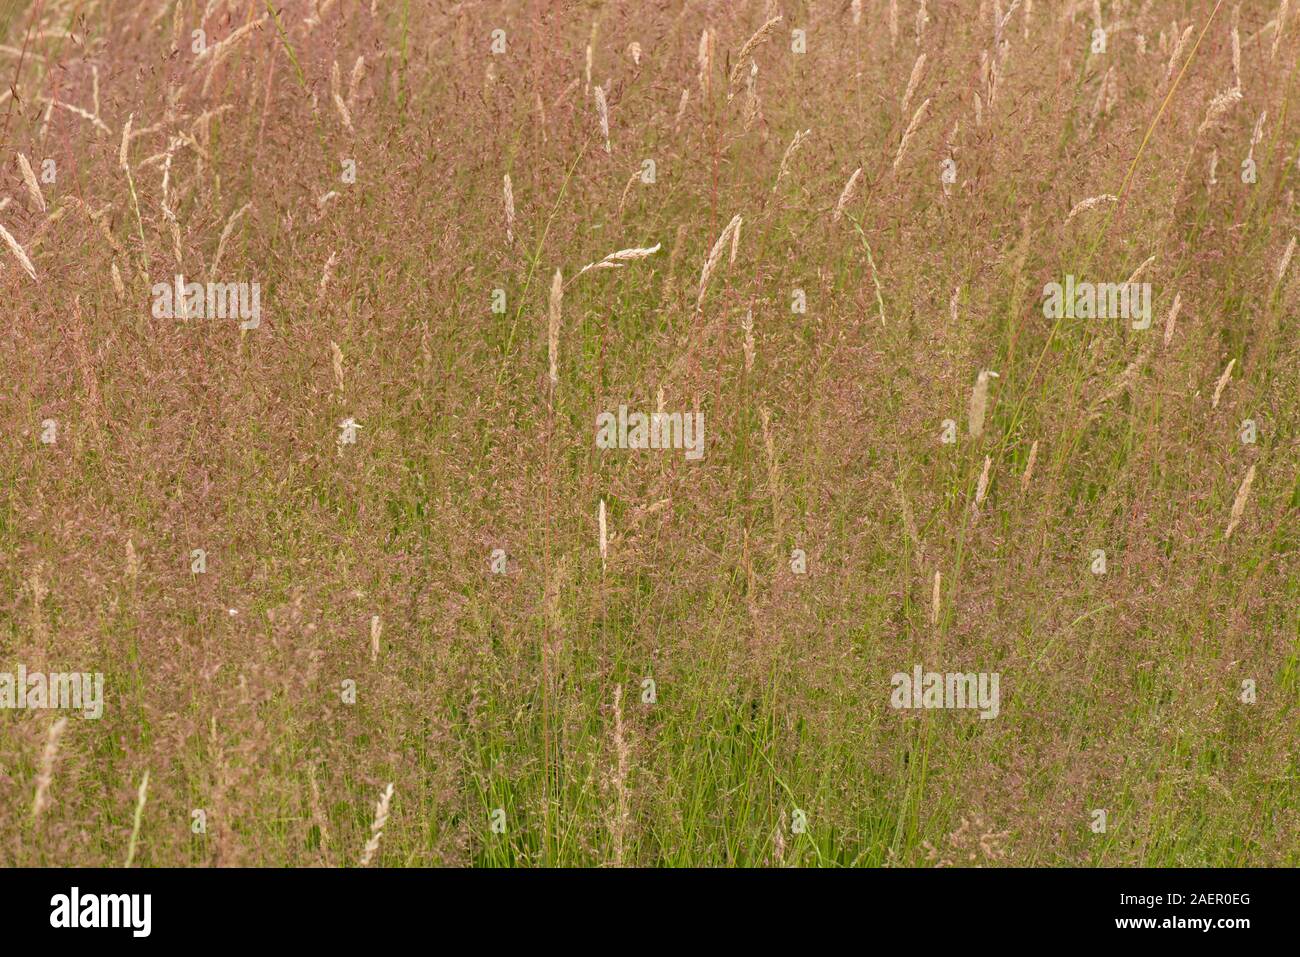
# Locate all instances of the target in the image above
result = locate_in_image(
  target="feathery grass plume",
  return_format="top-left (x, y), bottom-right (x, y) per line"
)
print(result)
top-left (318, 250), bottom-right (338, 304)
top-left (617, 169), bottom-right (641, 218)
top-left (160, 138), bottom-right (183, 259)
top-left (985, 48), bottom-right (1003, 108)
top-left (1211, 358), bottom-right (1235, 408)
top-left (895, 481), bottom-right (922, 558)
top-left (1232, 20), bottom-right (1241, 89)
top-left (0, 219), bottom-right (37, 280)
top-left (695, 214), bottom-right (742, 311)
top-left (628, 41), bottom-right (642, 66)
top-left (1275, 235), bottom-right (1296, 285)
top-left (594, 82), bottom-right (611, 153)
top-left (893, 98), bottom-right (930, 173)
top-left (1065, 194), bottom-right (1117, 222)
top-left (917, 0), bottom-right (932, 41)
top-left (1165, 24), bottom-right (1194, 82)
top-left (330, 341), bottom-right (345, 393)
top-left (950, 285), bottom-right (961, 324)
top-left (42, 97), bottom-right (111, 135)
top-left (118, 119), bottom-right (148, 273)
top-left (852, 0), bottom-right (863, 26)
top-left (1273, 0), bottom-right (1290, 59)
top-left (889, 0), bottom-right (899, 47)
top-left (369, 614), bottom-right (381, 662)
top-left (347, 55), bottom-right (365, 107)
top-left (901, 53), bottom-right (926, 114)
top-left (1125, 255), bottom-right (1157, 286)
top-left (574, 243), bottom-right (661, 280)
top-left (535, 90), bottom-right (548, 142)
top-left (17, 153), bottom-right (44, 213)
top-left (32, 717), bottom-right (68, 820)
top-left (358, 782), bottom-right (394, 866)
top-left (1251, 111), bottom-right (1267, 151)
top-left (1224, 463), bottom-right (1256, 539)
top-left (1087, 66), bottom-right (1114, 131)
top-left (199, 16), bottom-right (267, 96)
top-left (968, 370), bottom-right (998, 438)
top-left (123, 770), bottom-right (149, 867)
top-left (974, 454), bottom-right (993, 508)
top-left (111, 260), bottom-right (126, 299)
top-left (503, 173), bottom-right (515, 243)
top-left (931, 570), bottom-right (941, 626)
top-left (997, 0), bottom-right (1023, 43)
top-left (585, 45), bottom-right (593, 95)
top-left (697, 28), bottom-right (714, 97)
top-left (210, 202), bottom-right (252, 282)
top-left (125, 538), bottom-right (140, 581)
top-left (771, 815), bottom-right (787, 865)
top-left (304, 0), bottom-right (332, 31)
top-left (1021, 439), bottom-right (1039, 491)
top-left (1196, 87), bottom-right (1242, 137)
top-left (730, 216), bottom-right (744, 264)
top-left (673, 88), bottom-right (690, 131)
top-left (742, 308), bottom-right (755, 372)
top-left (772, 128), bottom-right (811, 193)
top-left (330, 60), bottom-right (354, 134)
top-left (118, 113), bottom-right (132, 170)
top-left (548, 268), bottom-right (562, 388)
top-left (598, 498), bottom-right (608, 570)
top-left (1163, 293), bottom-right (1182, 347)
top-left (832, 168), bottom-right (863, 222)
top-left (124, 118), bottom-right (165, 146)
top-left (727, 16), bottom-right (782, 99)
top-left (741, 63), bottom-right (761, 131)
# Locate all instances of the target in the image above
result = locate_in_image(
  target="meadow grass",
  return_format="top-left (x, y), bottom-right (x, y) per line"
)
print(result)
top-left (0, 0), bottom-right (1297, 867)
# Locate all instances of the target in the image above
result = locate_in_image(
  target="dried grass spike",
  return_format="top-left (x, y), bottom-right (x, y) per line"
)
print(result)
top-left (1224, 463), bottom-right (1256, 539)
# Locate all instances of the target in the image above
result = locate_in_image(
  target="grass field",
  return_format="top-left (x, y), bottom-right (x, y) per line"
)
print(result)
top-left (0, 0), bottom-right (1297, 867)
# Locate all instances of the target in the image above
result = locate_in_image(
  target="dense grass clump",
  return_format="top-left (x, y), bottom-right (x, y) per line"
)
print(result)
top-left (0, 0), bottom-right (1297, 867)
